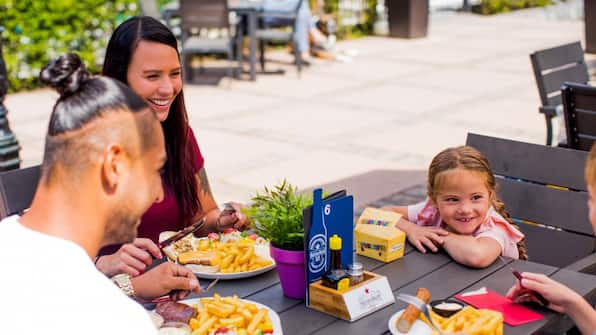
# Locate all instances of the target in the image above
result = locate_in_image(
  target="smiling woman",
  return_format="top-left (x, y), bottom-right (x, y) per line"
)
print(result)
top-left (96, 16), bottom-right (251, 279)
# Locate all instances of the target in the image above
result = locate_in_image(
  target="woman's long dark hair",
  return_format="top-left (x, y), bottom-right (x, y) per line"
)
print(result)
top-left (102, 16), bottom-right (199, 225)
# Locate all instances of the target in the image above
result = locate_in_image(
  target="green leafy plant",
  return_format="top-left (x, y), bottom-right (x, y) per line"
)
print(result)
top-left (0, 0), bottom-right (138, 92)
top-left (243, 180), bottom-right (312, 251)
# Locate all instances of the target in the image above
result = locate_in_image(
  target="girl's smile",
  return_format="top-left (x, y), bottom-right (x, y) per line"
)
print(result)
top-left (433, 168), bottom-right (491, 235)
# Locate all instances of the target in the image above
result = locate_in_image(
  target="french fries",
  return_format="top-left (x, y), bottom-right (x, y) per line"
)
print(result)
top-left (189, 294), bottom-right (275, 335)
top-left (424, 306), bottom-right (503, 335)
top-left (178, 237), bottom-right (274, 274)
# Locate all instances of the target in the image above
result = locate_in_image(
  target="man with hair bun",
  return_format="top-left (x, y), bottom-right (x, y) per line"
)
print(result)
top-left (0, 53), bottom-right (197, 334)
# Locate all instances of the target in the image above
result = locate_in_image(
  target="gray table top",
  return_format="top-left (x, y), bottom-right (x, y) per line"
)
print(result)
top-left (169, 185), bottom-right (596, 335)
top-left (185, 242), bottom-right (595, 335)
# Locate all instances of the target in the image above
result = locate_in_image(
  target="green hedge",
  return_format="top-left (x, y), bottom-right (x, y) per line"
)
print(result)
top-left (0, 0), bottom-right (138, 92)
top-left (476, 0), bottom-right (554, 14)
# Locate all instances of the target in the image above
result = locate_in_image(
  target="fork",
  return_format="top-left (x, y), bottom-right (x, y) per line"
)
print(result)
top-left (150, 278), bottom-right (220, 303)
top-left (396, 293), bottom-right (445, 335)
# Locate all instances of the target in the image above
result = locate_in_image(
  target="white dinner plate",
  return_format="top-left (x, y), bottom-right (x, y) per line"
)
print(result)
top-left (179, 297), bottom-right (283, 335)
top-left (388, 309), bottom-right (432, 335)
top-left (186, 242), bottom-right (276, 280)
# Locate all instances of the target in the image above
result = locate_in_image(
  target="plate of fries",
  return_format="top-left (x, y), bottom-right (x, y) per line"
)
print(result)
top-left (389, 306), bottom-right (503, 335)
top-left (429, 306), bottom-right (503, 335)
top-left (160, 231), bottom-right (276, 280)
top-left (182, 294), bottom-right (282, 335)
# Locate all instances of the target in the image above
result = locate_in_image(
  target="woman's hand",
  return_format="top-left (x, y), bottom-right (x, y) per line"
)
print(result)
top-left (216, 202), bottom-right (250, 231)
top-left (131, 262), bottom-right (200, 301)
top-left (404, 224), bottom-right (449, 253)
top-left (506, 272), bottom-right (581, 313)
top-left (96, 238), bottom-right (162, 277)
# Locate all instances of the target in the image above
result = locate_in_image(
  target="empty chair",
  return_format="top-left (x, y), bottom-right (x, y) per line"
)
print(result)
top-left (179, 0), bottom-right (238, 82)
top-left (0, 165), bottom-right (40, 219)
top-left (256, 0), bottom-right (305, 75)
top-left (530, 41), bottom-right (589, 146)
top-left (562, 82), bottom-right (596, 151)
top-left (466, 133), bottom-right (594, 271)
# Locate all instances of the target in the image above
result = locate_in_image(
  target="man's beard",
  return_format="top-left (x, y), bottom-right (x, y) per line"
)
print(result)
top-left (101, 207), bottom-right (141, 247)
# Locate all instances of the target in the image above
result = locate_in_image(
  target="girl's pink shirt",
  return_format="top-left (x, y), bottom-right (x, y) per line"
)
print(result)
top-left (407, 198), bottom-right (525, 259)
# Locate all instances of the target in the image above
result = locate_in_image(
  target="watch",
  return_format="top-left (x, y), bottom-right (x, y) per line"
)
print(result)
top-left (111, 273), bottom-right (135, 298)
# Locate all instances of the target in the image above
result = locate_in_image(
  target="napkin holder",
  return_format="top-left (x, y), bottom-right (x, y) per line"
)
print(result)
top-left (308, 271), bottom-right (394, 322)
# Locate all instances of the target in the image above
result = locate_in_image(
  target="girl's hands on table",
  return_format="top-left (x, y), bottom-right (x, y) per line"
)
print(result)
top-left (96, 238), bottom-right (162, 277)
top-left (403, 223), bottom-right (449, 253)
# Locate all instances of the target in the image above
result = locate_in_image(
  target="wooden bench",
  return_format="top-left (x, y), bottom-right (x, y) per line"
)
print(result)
top-left (466, 133), bottom-right (595, 272)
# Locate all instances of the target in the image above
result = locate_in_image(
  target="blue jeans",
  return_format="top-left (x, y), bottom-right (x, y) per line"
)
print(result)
top-left (262, 0), bottom-right (313, 53)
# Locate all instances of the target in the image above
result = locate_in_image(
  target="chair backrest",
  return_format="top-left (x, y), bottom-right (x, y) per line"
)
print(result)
top-left (179, 0), bottom-right (230, 31)
top-left (530, 41), bottom-right (589, 108)
top-left (0, 165), bottom-right (40, 219)
top-left (466, 133), bottom-right (594, 268)
top-left (562, 82), bottom-right (596, 151)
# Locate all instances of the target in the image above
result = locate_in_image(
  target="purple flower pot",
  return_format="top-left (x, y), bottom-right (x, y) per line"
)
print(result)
top-left (270, 246), bottom-right (306, 299)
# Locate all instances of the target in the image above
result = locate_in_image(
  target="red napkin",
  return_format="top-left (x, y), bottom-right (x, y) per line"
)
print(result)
top-left (454, 289), bottom-right (544, 326)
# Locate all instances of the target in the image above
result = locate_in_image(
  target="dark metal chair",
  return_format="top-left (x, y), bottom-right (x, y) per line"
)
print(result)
top-left (466, 133), bottom-right (595, 271)
top-left (561, 82), bottom-right (596, 151)
top-left (179, 0), bottom-right (239, 82)
top-left (256, 0), bottom-right (304, 75)
top-left (0, 165), bottom-right (40, 219)
top-left (530, 41), bottom-right (590, 146)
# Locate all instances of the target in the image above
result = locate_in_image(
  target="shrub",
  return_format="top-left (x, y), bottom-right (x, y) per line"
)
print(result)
top-left (476, 0), bottom-right (553, 14)
top-left (0, 0), bottom-right (138, 92)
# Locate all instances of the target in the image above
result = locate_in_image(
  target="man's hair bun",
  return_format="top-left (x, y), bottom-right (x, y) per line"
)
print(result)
top-left (39, 53), bottom-right (91, 97)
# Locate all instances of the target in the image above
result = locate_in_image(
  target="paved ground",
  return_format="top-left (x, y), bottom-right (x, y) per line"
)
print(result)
top-left (5, 2), bottom-right (595, 204)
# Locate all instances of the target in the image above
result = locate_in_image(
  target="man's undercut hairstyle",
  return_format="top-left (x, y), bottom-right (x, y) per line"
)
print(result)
top-left (39, 53), bottom-right (155, 180)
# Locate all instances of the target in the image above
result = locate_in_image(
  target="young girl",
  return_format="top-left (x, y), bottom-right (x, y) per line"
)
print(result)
top-left (386, 146), bottom-right (528, 268)
top-left (507, 145), bottom-right (596, 335)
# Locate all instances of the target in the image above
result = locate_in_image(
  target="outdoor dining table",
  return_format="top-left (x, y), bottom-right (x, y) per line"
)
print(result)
top-left (176, 185), bottom-right (596, 335)
top-left (162, 0), bottom-right (264, 81)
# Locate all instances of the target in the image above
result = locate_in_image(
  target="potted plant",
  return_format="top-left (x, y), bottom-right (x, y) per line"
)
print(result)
top-left (243, 180), bottom-right (312, 299)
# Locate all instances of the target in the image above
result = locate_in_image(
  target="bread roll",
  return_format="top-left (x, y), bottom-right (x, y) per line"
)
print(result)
top-left (396, 288), bottom-right (431, 333)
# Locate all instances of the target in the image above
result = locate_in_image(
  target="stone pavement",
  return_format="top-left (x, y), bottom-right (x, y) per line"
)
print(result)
top-left (5, 5), bottom-right (595, 204)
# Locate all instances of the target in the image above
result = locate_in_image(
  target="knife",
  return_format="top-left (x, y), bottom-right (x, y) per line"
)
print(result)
top-left (158, 218), bottom-right (206, 250)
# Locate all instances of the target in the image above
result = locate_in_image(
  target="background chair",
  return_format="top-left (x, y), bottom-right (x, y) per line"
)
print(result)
top-left (562, 82), bottom-right (596, 151)
top-left (179, 0), bottom-right (238, 83)
top-left (256, 0), bottom-right (304, 75)
top-left (0, 165), bottom-right (40, 219)
top-left (530, 41), bottom-right (590, 146)
top-left (466, 133), bottom-right (595, 271)
top-left (138, 0), bottom-right (162, 19)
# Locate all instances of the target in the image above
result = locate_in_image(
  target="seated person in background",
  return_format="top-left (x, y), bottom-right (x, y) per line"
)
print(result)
top-left (262, 0), bottom-right (335, 62)
top-left (384, 146), bottom-right (528, 268)
top-left (507, 145), bottom-right (596, 335)
top-left (0, 53), bottom-right (198, 334)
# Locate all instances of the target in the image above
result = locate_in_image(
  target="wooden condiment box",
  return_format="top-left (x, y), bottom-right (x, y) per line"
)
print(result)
top-left (308, 271), bottom-right (395, 321)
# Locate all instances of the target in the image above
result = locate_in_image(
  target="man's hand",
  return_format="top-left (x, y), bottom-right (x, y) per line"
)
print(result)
top-left (96, 238), bottom-right (162, 277)
top-left (131, 262), bottom-right (200, 301)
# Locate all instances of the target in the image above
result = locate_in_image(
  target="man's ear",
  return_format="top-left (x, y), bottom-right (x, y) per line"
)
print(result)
top-left (101, 143), bottom-right (125, 193)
